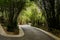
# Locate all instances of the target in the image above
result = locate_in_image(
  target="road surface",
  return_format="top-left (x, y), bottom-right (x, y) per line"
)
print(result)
top-left (0, 25), bottom-right (55, 40)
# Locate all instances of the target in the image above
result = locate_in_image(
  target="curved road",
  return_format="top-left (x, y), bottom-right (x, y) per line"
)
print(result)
top-left (0, 25), bottom-right (55, 40)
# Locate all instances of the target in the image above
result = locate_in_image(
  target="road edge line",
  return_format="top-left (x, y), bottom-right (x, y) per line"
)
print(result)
top-left (34, 27), bottom-right (60, 40)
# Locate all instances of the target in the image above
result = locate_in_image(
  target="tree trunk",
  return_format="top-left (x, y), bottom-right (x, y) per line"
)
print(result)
top-left (42, 0), bottom-right (60, 30)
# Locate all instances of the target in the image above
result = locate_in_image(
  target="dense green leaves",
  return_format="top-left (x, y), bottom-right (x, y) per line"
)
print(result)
top-left (18, 2), bottom-right (46, 27)
top-left (0, 0), bottom-right (26, 32)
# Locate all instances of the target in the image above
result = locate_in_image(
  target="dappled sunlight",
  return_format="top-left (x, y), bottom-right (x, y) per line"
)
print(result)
top-left (18, 1), bottom-right (46, 26)
top-left (0, 0), bottom-right (60, 39)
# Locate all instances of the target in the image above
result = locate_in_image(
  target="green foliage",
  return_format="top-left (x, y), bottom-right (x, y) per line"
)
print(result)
top-left (0, 0), bottom-right (46, 32)
top-left (18, 1), bottom-right (46, 27)
top-left (0, 0), bottom-right (26, 32)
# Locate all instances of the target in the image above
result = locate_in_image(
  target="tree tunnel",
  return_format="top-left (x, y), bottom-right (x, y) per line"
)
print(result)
top-left (0, 0), bottom-right (60, 34)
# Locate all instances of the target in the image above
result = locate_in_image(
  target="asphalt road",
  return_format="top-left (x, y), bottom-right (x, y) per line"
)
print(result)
top-left (0, 25), bottom-right (55, 40)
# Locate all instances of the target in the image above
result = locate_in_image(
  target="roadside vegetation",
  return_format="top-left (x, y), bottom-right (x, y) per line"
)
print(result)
top-left (0, 0), bottom-right (60, 37)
